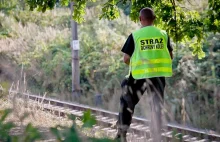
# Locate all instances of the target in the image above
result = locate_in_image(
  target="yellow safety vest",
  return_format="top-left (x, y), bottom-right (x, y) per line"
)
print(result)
top-left (128, 26), bottom-right (172, 79)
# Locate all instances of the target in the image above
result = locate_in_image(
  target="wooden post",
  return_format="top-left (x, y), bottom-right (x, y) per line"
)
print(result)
top-left (70, 2), bottom-right (80, 98)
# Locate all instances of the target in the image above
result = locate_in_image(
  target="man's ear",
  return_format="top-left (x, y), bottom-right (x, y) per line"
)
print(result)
top-left (139, 16), bottom-right (142, 21)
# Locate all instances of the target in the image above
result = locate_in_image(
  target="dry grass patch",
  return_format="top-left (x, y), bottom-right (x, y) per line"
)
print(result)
top-left (0, 95), bottom-right (112, 141)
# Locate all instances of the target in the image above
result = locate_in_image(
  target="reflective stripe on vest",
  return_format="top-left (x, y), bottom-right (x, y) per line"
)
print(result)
top-left (132, 67), bottom-right (172, 75)
top-left (131, 58), bottom-right (172, 67)
top-left (129, 26), bottom-right (172, 79)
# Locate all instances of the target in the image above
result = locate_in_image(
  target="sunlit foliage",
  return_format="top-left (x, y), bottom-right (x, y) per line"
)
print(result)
top-left (25, 0), bottom-right (220, 59)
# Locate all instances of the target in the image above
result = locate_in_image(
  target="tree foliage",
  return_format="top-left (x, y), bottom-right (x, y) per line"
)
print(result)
top-left (25, 0), bottom-right (220, 59)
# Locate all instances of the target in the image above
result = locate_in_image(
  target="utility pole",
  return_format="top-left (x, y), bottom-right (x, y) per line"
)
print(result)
top-left (70, 2), bottom-right (80, 98)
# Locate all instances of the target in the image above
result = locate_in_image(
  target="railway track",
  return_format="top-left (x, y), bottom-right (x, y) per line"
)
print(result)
top-left (8, 90), bottom-right (220, 142)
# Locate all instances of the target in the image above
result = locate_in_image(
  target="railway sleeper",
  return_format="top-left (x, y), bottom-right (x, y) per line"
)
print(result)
top-left (13, 92), bottom-right (220, 142)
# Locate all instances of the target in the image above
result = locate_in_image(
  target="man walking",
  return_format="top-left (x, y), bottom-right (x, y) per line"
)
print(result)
top-left (115, 7), bottom-right (173, 142)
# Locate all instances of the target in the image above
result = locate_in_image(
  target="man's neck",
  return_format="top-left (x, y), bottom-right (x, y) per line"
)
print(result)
top-left (141, 23), bottom-right (153, 27)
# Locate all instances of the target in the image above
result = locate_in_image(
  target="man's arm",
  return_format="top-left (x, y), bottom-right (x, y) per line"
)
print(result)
top-left (169, 51), bottom-right (173, 59)
top-left (123, 53), bottom-right (130, 65)
top-left (121, 34), bottom-right (134, 65)
top-left (167, 36), bottom-right (173, 60)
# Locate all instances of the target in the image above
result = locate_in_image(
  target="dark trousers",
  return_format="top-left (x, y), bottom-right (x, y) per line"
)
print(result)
top-left (117, 75), bottom-right (165, 141)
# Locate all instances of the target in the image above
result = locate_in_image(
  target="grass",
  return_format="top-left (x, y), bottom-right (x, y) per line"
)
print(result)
top-left (0, 93), bottom-right (115, 141)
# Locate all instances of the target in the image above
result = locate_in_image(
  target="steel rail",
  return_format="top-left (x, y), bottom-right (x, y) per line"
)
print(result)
top-left (9, 90), bottom-right (220, 142)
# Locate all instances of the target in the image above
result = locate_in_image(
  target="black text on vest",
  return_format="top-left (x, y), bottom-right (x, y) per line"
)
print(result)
top-left (140, 38), bottom-right (164, 50)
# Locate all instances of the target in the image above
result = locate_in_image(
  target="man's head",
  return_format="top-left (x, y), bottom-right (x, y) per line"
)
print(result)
top-left (139, 7), bottom-right (156, 26)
